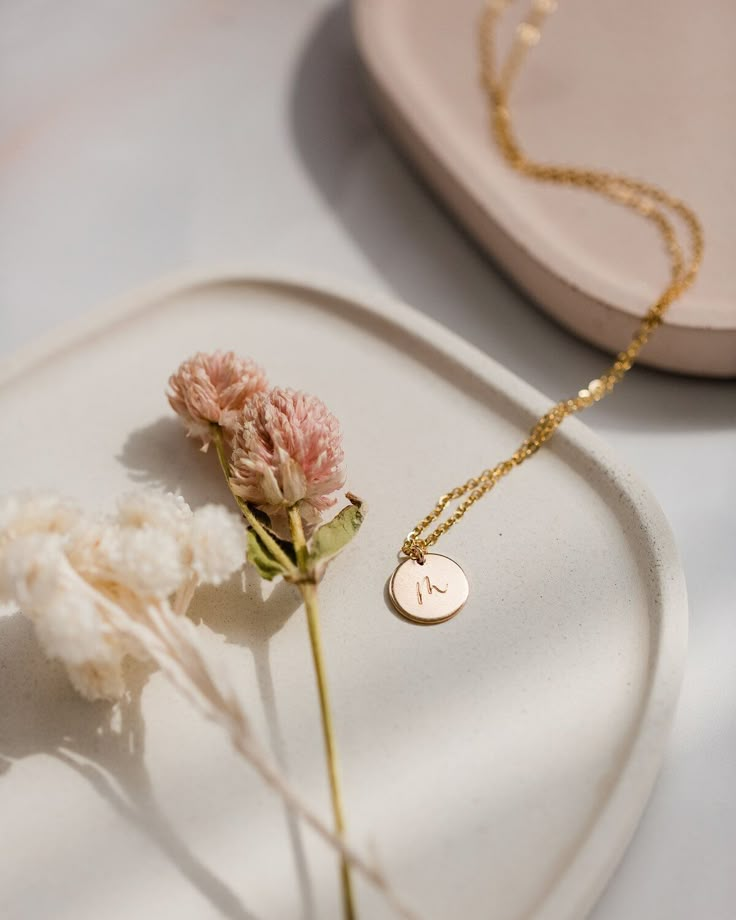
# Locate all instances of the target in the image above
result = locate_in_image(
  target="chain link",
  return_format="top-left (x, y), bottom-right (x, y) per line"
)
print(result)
top-left (402, 0), bottom-right (704, 561)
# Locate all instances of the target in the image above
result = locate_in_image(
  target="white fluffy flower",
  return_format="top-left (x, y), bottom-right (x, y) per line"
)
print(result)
top-left (187, 505), bottom-right (248, 586)
top-left (0, 489), bottom-right (247, 702)
top-left (116, 490), bottom-right (192, 533)
top-left (102, 526), bottom-right (187, 599)
top-left (64, 519), bottom-right (115, 580)
top-left (66, 656), bottom-right (127, 701)
top-left (30, 580), bottom-right (110, 667)
top-left (0, 493), bottom-right (81, 544)
top-left (0, 533), bottom-right (65, 608)
top-left (0, 531), bottom-right (116, 691)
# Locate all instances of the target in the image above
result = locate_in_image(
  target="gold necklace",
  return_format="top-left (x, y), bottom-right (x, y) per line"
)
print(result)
top-left (388, 0), bottom-right (704, 625)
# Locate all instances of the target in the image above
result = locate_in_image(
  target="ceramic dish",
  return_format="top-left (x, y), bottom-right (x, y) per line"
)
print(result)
top-left (0, 272), bottom-right (686, 919)
top-left (352, 0), bottom-right (736, 377)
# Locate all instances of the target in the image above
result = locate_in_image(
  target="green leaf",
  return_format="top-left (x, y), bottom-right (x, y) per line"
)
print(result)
top-left (310, 495), bottom-right (365, 571)
top-left (247, 528), bottom-right (288, 581)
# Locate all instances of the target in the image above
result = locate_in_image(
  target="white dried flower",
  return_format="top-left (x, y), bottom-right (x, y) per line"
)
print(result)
top-left (0, 489), bottom-right (247, 701)
top-left (64, 519), bottom-right (116, 580)
top-left (116, 490), bottom-right (192, 533)
top-left (0, 493), bottom-right (81, 544)
top-left (30, 577), bottom-right (110, 667)
top-left (0, 490), bottom-right (413, 914)
top-left (0, 532), bottom-right (64, 608)
top-left (66, 656), bottom-right (127, 701)
top-left (0, 531), bottom-right (123, 697)
top-left (105, 526), bottom-right (187, 599)
top-left (187, 505), bottom-right (248, 586)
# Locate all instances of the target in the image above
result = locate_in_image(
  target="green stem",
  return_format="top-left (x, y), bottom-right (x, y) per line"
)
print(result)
top-left (210, 425), bottom-right (297, 577)
top-left (289, 507), bottom-right (356, 920)
top-left (211, 426), bottom-right (355, 915)
top-left (288, 505), bottom-right (310, 571)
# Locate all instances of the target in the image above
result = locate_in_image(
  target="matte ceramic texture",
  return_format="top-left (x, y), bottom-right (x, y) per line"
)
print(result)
top-left (352, 0), bottom-right (736, 377)
top-left (0, 272), bottom-right (687, 920)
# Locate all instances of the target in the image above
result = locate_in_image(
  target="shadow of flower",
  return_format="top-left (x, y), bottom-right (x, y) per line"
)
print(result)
top-left (0, 611), bottom-right (258, 920)
top-left (191, 570), bottom-right (315, 919)
top-left (118, 416), bottom-right (232, 508)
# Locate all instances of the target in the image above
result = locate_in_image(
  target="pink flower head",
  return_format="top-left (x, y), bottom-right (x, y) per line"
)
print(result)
top-left (229, 388), bottom-right (346, 537)
top-left (167, 351), bottom-right (268, 448)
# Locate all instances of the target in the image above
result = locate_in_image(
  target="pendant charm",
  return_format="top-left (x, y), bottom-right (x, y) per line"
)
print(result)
top-left (389, 553), bottom-right (469, 625)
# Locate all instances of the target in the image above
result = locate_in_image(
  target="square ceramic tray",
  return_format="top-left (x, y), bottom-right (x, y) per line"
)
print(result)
top-left (0, 272), bottom-right (686, 920)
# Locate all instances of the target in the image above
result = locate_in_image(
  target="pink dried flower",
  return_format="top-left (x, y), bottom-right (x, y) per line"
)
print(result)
top-left (229, 388), bottom-right (346, 537)
top-left (167, 351), bottom-right (268, 448)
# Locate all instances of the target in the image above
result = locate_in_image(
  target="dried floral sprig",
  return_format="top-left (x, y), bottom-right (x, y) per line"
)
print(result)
top-left (229, 388), bottom-right (346, 539)
top-left (168, 355), bottom-right (365, 920)
top-left (0, 490), bottom-right (417, 920)
top-left (167, 351), bottom-right (268, 449)
top-left (0, 490), bottom-right (245, 699)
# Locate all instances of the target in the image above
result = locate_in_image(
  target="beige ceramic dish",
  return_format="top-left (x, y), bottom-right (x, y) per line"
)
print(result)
top-left (353, 0), bottom-right (736, 377)
top-left (0, 271), bottom-right (686, 919)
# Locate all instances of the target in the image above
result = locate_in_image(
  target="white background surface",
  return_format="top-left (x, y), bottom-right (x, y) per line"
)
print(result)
top-left (1, 2), bottom-right (734, 919)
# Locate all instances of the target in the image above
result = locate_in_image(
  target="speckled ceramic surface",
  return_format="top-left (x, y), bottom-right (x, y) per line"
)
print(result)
top-left (0, 273), bottom-right (687, 920)
top-left (353, 0), bottom-right (736, 377)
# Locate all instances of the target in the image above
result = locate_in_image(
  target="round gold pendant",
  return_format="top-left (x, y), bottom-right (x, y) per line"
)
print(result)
top-left (389, 553), bottom-right (469, 625)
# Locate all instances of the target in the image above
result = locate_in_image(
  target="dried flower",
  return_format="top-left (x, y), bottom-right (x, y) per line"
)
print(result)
top-left (186, 504), bottom-right (247, 586)
top-left (0, 490), bottom-right (247, 700)
top-left (229, 388), bottom-right (346, 537)
top-left (117, 493), bottom-right (244, 586)
top-left (116, 489), bottom-right (193, 531)
top-left (0, 532), bottom-right (66, 611)
top-left (0, 489), bottom-right (414, 917)
top-left (0, 528), bottom-right (132, 698)
top-left (0, 492), bottom-right (82, 541)
top-left (167, 351), bottom-right (268, 448)
top-left (164, 362), bottom-right (397, 917)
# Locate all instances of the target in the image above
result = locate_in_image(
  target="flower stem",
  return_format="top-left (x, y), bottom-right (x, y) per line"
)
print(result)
top-left (288, 504), bottom-right (310, 571)
top-left (289, 506), bottom-right (356, 920)
top-left (210, 425), bottom-right (297, 577)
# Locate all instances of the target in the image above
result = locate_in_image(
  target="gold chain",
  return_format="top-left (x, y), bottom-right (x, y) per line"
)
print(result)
top-left (401, 0), bottom-right (704, 563)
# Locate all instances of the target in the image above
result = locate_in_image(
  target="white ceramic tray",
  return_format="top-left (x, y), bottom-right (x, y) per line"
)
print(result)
top-left (0, 272), bottom-right (686, 920)
top-left (353, 0), bottom-right (736, 377)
